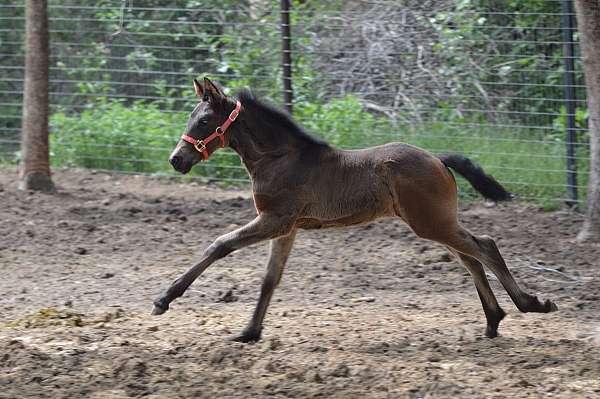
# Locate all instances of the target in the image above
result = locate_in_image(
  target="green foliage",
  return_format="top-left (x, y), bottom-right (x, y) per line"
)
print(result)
top-left (49, 95), bottom-right (394, 180)
top-left (47, 95), bottom-right (589, 207)
top-left (49, 100), bottom-right (246, 181)
top-left (552, 106), bottom-right (589, 139)
top-left (295, 96), bottom-right (391, 148)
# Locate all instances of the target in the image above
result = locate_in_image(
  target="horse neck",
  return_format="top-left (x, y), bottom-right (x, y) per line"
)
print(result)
top-left (228, 114), bottom-right (305, 175)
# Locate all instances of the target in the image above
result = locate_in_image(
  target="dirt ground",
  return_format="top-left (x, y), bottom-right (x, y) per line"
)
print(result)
top-left (0, 166), bottom-right (599, 399)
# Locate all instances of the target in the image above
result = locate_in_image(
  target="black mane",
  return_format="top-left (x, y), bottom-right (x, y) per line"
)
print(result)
top-left (236, 89), bottom-right (329, 147)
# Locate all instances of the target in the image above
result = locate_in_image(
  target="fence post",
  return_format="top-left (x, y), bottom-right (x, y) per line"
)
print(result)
top-left (280, 0), bottom-right (293, 114)
top-left (560, 0), bottom-right (578, 206)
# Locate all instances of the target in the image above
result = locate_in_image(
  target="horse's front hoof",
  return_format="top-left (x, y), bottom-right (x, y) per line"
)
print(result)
top-left (151, 300), bottom-right (169, 315)
top-left (485, 326), bottom-right (499, 338)
top-left (226, 330), bottom-right (262, 343)
top-left (151, 305), bottom-right (167, 315)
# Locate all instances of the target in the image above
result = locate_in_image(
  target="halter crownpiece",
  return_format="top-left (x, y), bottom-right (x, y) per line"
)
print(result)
top-left (180, 100), bottom-right (242, 160)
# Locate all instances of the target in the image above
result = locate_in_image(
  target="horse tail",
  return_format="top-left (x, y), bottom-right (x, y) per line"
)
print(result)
top-left (438, 153), bottom-right (513, 202)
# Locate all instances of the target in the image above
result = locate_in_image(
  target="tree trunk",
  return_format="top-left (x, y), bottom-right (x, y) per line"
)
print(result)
top-left (575, 0), bottom-right (600, 241)
top-left (19, 0), bottom-right (55, 192)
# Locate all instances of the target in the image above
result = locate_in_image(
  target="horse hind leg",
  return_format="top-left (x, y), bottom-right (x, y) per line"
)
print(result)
top-left (447, 247), bottom-right (506, 338)
top-left (445, 227), bottom-right (558, 314)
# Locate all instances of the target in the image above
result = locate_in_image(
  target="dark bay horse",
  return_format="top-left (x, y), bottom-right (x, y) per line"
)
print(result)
top-left (153, 77), bottom-right (557, 342)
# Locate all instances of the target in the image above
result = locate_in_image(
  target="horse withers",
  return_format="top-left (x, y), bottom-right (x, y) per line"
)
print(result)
top-left (153, 77), bottom-right (557, 343)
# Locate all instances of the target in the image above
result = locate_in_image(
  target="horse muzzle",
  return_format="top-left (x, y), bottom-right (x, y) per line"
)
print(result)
top-left (169, 155), bottom-right (193, 174)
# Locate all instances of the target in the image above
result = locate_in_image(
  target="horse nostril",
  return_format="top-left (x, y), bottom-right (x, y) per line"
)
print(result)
top-left (169, 156), bottom-right (182, 169)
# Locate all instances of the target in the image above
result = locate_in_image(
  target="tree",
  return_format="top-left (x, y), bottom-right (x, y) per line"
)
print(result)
top-left (19, 0), bottom-right (55, 192)
top-left (575, 0), bottom-right (600, 241)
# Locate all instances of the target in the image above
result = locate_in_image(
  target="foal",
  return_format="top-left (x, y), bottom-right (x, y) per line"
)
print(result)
top-left (153, 77), bottom-right (557, 342)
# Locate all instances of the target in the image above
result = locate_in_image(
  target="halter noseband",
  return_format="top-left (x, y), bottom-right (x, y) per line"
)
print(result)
top-left (180, 100), bottom-right (241, 160)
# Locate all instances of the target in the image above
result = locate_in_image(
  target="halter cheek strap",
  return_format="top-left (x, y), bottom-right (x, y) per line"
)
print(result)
top-left (180, 100), bottom-right (241, 160)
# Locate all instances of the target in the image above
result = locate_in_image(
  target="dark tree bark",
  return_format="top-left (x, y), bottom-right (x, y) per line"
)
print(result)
top-left (19, 0), bottom-right (55, 192)
top-left (575, 0), bottom-right (600, 241)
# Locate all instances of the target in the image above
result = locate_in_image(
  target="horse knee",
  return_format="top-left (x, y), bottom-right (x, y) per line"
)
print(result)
top-left (204, 238), bottom-right (233, 259)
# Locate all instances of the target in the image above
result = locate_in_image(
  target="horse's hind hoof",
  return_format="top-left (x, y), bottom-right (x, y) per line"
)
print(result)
top-left (545, 299), bottom-right (558, 312)
top-left (519, 295), bottom-right (558, 313)
top-left (226, 329), bottom-right (262, 343)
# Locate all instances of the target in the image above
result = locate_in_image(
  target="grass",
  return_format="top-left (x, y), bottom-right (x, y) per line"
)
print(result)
top-left (40, 97), bottom-right (591, 209)
top-left (396, 123), bottom-right (589, 208)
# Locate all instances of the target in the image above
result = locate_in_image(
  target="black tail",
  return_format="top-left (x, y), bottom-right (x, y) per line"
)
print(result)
top-left (438, 153), bottom-right (513, 201)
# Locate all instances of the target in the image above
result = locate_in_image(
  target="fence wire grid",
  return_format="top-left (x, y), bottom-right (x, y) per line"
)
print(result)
top-left (0, 0), bottom-right (589, 206)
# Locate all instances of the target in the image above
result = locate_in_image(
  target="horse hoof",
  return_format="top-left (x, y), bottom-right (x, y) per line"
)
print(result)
top-left (545, 299), bottom-right (558, 312)
top-left (485, 326), bottom-right (499, 338)
top-left (226, 331), bottom-right (261, 343)
top-left (151, 305), bottom-right (167, 315)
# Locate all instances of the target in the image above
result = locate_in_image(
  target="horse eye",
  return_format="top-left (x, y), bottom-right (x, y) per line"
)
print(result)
top-left (199, 118), bottom-right (208, 125)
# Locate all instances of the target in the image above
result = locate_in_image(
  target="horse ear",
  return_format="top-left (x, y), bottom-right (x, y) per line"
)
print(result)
top-left (193, 78), bottom-right (204, 97)
top-left (203, 77), bottom-right (224, 100)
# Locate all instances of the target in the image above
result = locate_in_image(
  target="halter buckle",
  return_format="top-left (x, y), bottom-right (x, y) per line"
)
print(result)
top-left (228, 108), bottom-right (239, 122)
top-left (194, 140), bottom-right (206, 153)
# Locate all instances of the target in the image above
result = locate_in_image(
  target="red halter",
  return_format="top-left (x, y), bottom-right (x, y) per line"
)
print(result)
top-left (180, 100), bottom-right (241, 160)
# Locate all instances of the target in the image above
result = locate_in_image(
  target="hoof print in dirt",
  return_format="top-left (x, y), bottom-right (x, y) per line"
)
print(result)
top-left (216, 289), bottom-right (238, 303)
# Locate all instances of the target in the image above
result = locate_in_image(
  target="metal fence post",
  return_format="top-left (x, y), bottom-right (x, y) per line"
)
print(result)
top-left (280, 0), bottom-right (293, 114)
top-left (560, 0), bottom-right (578, 206)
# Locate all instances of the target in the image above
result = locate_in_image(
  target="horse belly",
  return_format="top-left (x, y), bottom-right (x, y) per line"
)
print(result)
top-left (296, 211), bottom-right (380, 230)
top-left (297, 186), bottom-right (394, 230)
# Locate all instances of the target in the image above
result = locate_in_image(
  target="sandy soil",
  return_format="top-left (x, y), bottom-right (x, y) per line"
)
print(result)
top-left (0, 166), bottom-right (599, 399)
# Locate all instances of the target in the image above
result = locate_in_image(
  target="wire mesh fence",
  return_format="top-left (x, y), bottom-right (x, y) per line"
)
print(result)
top-left (0, 0), bottom-right (589, 207)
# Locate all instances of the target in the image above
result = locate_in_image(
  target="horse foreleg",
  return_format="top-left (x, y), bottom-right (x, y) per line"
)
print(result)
top-left (228, 230), bottom-right (297, 343)
top-left (151, 213), bottom-right (294, 315)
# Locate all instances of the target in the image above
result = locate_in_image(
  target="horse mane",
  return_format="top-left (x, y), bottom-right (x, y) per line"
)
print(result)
top-left (235, 89), bottom-right (329, 148)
